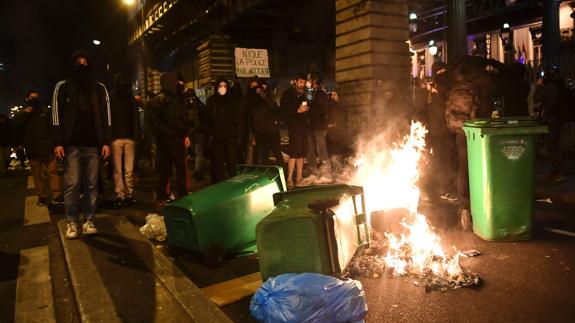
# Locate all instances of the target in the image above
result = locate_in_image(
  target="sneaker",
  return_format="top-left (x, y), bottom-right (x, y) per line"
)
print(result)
top-left (65, 222), bottom-right (79, 239)
top-left (168, 193), bottom-right (176, 201)
top-left (82, 220), bottom-right (98, 235)
top-left (287, 180), bottom-right (294, 189)
top-left (316, 176), bottom-right (332, 184)
top-left (440, 193), bottom-right (459, 203)
top-left (37, 197), bottom-right (48, 206)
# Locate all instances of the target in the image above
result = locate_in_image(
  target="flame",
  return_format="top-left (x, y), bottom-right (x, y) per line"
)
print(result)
top-left (350, 121), bottom-right (462, 278)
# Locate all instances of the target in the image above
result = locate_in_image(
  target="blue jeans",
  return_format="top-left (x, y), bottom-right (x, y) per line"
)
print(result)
top-left (64, 146), bottom-right (99, 222)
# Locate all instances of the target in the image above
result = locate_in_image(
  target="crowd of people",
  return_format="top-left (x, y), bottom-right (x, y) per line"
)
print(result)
top-left (1, 49), bottom-right (571, 240)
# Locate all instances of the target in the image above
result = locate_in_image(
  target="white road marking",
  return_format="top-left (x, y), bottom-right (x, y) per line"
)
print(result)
top-left (24, 196), bottom-right (50, 226)
top-left (14, 246), bottom-right (56, 323)
top-left (545, 228), bottom-right (575, 238)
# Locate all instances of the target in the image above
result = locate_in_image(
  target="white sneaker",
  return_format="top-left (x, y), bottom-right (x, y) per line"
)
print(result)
top-left (65, 222), bottom-right (79, 239)
top-left (82, 220), bottom-right (98, 235)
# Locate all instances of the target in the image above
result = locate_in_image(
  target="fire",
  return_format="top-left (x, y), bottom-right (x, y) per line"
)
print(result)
top-left (350, 121), bottom-right (464, 279)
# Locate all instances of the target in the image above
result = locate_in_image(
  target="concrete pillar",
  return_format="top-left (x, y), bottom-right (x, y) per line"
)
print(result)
top-left (335, 0), bottom-right (411, 132)
top-left (447, 0), bottom-right (467, 62)
top-left (543, 0), bottom-right (561, 68)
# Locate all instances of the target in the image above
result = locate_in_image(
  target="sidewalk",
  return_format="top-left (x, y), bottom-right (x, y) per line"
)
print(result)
top-left (57, 214), bottom-right (231, 323)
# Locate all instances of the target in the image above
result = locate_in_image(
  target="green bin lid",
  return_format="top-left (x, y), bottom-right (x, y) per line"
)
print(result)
top-left (463, 117), bottom-right (547, 135)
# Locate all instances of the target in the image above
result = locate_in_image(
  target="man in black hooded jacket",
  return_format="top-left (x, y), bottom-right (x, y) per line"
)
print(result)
top-left (52, 50), bottom-right (111, 239)
top-left (147, 72), bottom-right (190, 206)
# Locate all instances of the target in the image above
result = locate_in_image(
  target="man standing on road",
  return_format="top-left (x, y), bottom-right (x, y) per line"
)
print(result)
top-left (15, 90), bottom-right (63, 206)
top-left (52, 50), bottom-right (111, 239)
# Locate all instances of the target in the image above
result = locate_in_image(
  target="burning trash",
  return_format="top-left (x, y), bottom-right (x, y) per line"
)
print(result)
top-left (343, 121), bottom-right (481, 292)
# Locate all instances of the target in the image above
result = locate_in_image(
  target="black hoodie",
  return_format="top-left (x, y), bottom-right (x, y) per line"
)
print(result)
top-left (51, 50), bottom-right (112, 148)
top-left (147, 72), bottom-right (188, 138)
top-left (206, 77), bottom-right (244, 141)
top-left (110, 73), bottom-right (139, 139)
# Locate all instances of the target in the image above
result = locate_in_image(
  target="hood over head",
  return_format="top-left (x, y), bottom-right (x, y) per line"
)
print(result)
top-left (113, 72), bottom-right (132, 95)
top-left (69, 50), bottom-right (93, 76)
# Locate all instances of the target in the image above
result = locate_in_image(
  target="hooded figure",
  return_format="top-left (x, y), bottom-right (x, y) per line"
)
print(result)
top-left (148, 71), bottom-right (190, 205)
top-left (51, 49), bottom-right (112, 239)
top-left (109, 72), bottom-right (140, 206)
top-left (206, 77), bottom-right (244, 182)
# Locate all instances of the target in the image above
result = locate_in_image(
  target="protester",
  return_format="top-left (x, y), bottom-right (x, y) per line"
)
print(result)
top-left (504, 63), bottom-right (530, 117)
top-left (184, 88), bottom-right (208, 181)
top-left (280, 73), bottom-right (309, 187)
top-left (52, 50), bottom-right (111, 239)
top-left (245, 78), bottom-right (283, 166)
top-left (147, 72), bottom-right (191, 207)
top-left (109, 72), bottom-right (139, 208)
top-left (206, 77), bottom-right (243, 183)
top-left (326, 90), bottom-right (351, 157)
top-left (534, 67), bottom-right (566, 183)
top-left (305, 75), bottom-right (331, 183)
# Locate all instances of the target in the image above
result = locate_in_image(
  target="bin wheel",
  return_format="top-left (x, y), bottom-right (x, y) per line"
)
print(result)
top-left (459, 209), bottom-right (472, 232)
top-left (203, 244), bottom-right (226, 268)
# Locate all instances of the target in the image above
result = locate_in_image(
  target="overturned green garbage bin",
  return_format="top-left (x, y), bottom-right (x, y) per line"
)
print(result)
top-left (463, 118), bottom-right (547, 241)
top-left (256, 184), bottom-right (370, 281)
top-left (164, 165), bottom-right (286, 261)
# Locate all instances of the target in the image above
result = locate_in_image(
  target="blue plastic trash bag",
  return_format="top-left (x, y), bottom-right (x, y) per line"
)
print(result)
top-left (250, 273), bottom-right (368, 323)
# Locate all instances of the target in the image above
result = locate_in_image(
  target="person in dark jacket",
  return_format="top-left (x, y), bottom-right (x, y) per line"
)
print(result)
top-left (326, 90), bottom-right (351, 157)
top-left (305, 76), bottom-right (331, 182)
top-left (52, 50), bottom-right (111, 239)
top-left (504, 63), bottom-right (530, 117)
top-left (534, 67), bottom-right (566, 183)
top-left (427, 62), bottom-right (456, 201)
top-left (184, 88), bottom-right (208, 180)
top-left (148, 72), bottom-right (191, 206)
top-left (245, 78), bottom-right (283, 166)
top-left (280, 74), bottom-right (309, 187)
top-left (15, 90), bottom-right (63, 205)
top-left (109, 72), bottom-right (139, 207)
top-left (0, 114), bottom-right (11, 177)
top-left (206, 77), bottom-right (243, 183)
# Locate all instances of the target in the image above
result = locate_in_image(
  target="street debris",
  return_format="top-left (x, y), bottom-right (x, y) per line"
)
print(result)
top-left (139, 213), bottom-right (167, 242)
top-left (461, 249), bottom-right (481, 257)
top-left (536, 198), bottom-right (553, 204)
top-left (545, 228), bottom-right (575, 238)
top-left (346, 226), bottom-right (481, 292)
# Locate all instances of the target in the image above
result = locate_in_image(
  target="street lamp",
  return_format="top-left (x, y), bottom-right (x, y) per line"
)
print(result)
top-left (499, 23), bottom-right (513, 63)
top-left (122, 0), bottom-right (136, 5)
top-left (429, 40), bottom-right (438, 56)
top-left (93, 39), bottom-right (101, 46)
top-left (409, 12), bottom-right (418, 33)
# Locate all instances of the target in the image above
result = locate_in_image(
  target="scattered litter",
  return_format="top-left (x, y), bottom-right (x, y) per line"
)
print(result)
top-left (545, 228), bottom-right (575, 238)
top-left (460, 249), bottom-right (481, 258)
top-left (140, 214), bottom-right (167, 242)
top-left (536, 198), bottom-right (553, 204)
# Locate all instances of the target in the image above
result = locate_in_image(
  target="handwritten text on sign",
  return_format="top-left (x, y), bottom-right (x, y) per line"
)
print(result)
top-left (235, 48), bottom-right (270, 78)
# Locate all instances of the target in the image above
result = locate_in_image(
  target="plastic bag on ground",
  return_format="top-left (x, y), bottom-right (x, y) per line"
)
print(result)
top-left (139, 213), bottom-right (167, 242)
top-left (250, 273), bottom-right (368, 323)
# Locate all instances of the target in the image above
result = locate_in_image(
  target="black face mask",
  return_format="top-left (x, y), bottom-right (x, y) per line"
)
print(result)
top-left (72, 64), bottom-right (90, 81)
top-left (27, 98), bottom-right (39, 108)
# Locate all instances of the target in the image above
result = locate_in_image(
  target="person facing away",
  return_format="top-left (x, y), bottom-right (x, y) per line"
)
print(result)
top-left (245, 78), bottom-right (283, 166)
top-left (147, 72), bottom-right (191, 207)
top-left (305, 75), bottom-right (332, 182)
top-left (52, 50), bottom-right (111, 239)
top-left (280, 73), bottom-right (309, 187)
top-left (504, 63), bottom-right (530, 117)
top-left (13, 90), bottom-right (63, 206)
top-left (206, 77), bottom-right (244, 183)
top-left (109, 72), bottom-right (139, 208)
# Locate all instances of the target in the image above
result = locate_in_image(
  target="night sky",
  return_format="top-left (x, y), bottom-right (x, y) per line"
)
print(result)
top-left (0, 0), bottom-right (128, 115)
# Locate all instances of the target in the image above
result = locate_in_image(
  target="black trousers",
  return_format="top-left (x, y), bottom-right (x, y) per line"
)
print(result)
top-left (156, 135), bottom-right (187, 200)
top-left (255, 132), bottom-right (283, 165)
top-left (211, 136), bottom-right (238, 184)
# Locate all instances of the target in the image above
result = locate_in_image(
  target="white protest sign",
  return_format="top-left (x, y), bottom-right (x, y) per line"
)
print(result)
top-left (234, 48), bottom-right (270, 78)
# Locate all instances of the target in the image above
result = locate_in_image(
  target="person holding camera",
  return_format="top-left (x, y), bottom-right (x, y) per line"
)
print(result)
top-left (280, 73), bottom-right (309, 187)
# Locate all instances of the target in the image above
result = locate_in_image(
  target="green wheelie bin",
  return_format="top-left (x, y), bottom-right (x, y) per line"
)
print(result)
top-left (256, 184), bottom-right (370, 281)
top-left (463, 118), bottom-right (547, 241)
top-left (163, 165), bottom-right (286, 264)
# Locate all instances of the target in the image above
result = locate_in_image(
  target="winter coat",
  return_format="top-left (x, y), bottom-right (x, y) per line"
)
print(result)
top-left (15, 106), bottom-right (53, 157)
top-left (206, 89), bottom-right (244, 141)
top-left (110, 74), bottom-right (139, 140)
top-left (246, 92), bottom-right (280, 135)
top-left (280, 86), bottom-right (308, 129)
top-left (147, 72), bottom-right (188, 138)
top-left (51, 80), bottom-right (112, 148)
